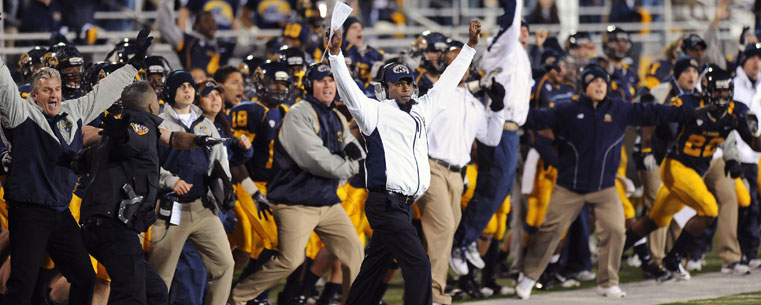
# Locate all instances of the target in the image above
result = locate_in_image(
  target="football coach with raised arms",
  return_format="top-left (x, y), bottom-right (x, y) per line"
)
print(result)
top-left (327, 19), bottom-right (482, 305)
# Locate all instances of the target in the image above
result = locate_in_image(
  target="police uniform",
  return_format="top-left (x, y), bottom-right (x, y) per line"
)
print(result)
top-left (0, 58), bottom-right (137, 304)
top-left (79, 109), bottom-right (168, 305)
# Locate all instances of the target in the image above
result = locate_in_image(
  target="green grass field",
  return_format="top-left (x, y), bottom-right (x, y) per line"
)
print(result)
top-left (231, 243), bottom-right (727, 304)
top-left (661, 291), bottom-right (761, 305)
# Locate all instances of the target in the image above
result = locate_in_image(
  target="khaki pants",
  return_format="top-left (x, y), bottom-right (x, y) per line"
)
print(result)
top-left (148, 199), bottom-right (235, 305)
top-left (230, 203), bottom-right (363, 305)
top-left (523, 186), bottom-right (624, 287)
top-left (704, 158), bottom-right (742, 264)
top-left (638, 168), bottom-right (669, 265)
top-left (418, 159), bottom-right (465, 304)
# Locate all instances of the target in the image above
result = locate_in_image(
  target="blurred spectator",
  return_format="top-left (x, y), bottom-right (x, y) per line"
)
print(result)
top-left (183, 0), bottom-right (241, 31)
top-left (18, 0), bottom-right (62, 45)
top-left (241, 0), bottom-right (293, 29)
top-left (526, 0), bottom-right (560, 25)
top-left (610, 0), bottom-right (649, 23)
top-left (97, 0), bottom-right (134, 31)
top-left (157, 0), bottom-right (243, 75)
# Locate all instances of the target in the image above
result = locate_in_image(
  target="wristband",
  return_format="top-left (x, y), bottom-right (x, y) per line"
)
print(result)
top-left (241, 177), bottom-right (259, 196)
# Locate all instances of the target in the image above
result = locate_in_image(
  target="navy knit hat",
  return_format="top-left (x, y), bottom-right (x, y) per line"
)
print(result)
top-left (741, 43), bottom-right (761, 67)
top-left (673, 56), bottom-right (700, 79)
top-left (581, 64), bottom-right (609, 92)
top-left (165, 70), bottom-right (196, 104)
top-left (342, 17), bottom-right (362, 40)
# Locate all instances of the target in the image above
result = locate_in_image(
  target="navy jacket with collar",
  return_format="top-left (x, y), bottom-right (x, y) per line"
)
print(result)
top-left (526, 94), bottom-right (689, 193)
top-left (0, 58), bottom-right (137, 208)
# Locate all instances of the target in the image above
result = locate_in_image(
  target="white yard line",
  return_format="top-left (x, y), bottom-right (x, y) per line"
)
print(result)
top-left (465, 270), bottom-right (761, 305)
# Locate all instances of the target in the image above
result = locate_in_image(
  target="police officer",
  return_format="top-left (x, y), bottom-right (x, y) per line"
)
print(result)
top-left (0, 29), bottom-right (150, 305)
top-left (328, 18), bottom-right (481, 305)
top-left (72, 81), bottom-right (226, 305)
top-left (77, 81), bottom-right (168, 305)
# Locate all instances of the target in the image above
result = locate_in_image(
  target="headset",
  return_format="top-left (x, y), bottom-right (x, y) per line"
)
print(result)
top-left (372, 62), bottom-right (419, 101)
top-left (303, 62), bottom-right (323, 95)
top-left (161, 70), bottom-right (199, 105)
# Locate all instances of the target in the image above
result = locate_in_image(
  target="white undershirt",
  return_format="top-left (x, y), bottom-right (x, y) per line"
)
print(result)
top-left (177, 112), bottom-right (197, 129)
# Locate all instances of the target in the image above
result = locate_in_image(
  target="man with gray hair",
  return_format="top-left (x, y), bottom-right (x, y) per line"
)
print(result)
top-left (0, 29), bottom-right (151, 304)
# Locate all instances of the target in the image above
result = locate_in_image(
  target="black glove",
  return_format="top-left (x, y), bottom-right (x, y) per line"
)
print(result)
top-left (99, 113), bottom-right (131, 140)
top-left (127, 27), bottom-right (154, 70)
top-left (486, 79), bottom-right (505, 112)
top-left (343, 142), bottom-right (363, 160)
top-left (194, 135), bottom-right (232, 147)
top-left (724, 159), bottom-right (742, 178)
top-left (252, 191), bottom-right (272, 221)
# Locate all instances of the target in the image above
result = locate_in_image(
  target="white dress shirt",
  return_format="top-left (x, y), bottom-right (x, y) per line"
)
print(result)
top-left (427, 87), bottom-right (505, 167)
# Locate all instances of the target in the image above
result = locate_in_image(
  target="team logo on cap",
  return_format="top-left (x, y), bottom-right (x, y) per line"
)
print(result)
top-left (131, 123), bottom-right (149, 135)
top-left (584, 73), bottom-right (595, 83)
top-left (690, 59), bottom-right (698, 67)
top-left (317, 64), bottom-right (330, 73)
top-left (393, 65), bottom-right (410, 74)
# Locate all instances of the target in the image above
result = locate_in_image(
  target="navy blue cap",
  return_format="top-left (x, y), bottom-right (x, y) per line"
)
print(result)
top-left (200, 80), bottom-right (224, 96)
top-left (383, 63), bottom-right (414, 84)
top-left (308, 63), bottom-right (332, 81)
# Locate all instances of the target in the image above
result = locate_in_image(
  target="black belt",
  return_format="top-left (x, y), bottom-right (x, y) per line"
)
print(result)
top-left (177, 196), bottom-right (204, 203)
top-left (431, 158), bottom-right (462, 172)
top-left (81, 216), bottom-right (109, 229)
top-left (370, 189), bottom-right (415, 205)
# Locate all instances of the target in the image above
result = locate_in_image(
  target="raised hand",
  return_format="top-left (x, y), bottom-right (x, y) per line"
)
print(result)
top-left (326, 29), bottom-right (343, 56)
top-left (128, 27), bottom-right (154, 69)
top-left (467, 19), bottom-right (482, 48)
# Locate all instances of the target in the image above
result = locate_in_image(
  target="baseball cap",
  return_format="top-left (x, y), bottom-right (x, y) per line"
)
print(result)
top-left (383, 63), bottom-right (414, 84)
top-left (200, 80), bottom-right (224, 96)
top-left (308, 63), bottom-right (332, 81)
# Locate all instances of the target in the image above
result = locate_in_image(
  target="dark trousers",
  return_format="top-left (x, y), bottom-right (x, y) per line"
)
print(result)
top-left (454, 130), bottom-right (519, 248)
top-left (3, 203), bottom-right (95, 305)
top-left (560, 204), bottom-right (592, 274)
top-left (346, 192), bottom-right (432, 305)
top-left (81, 217), bottom-right (167, 305)
top-left (739, 163), bottom-right (760, 259)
